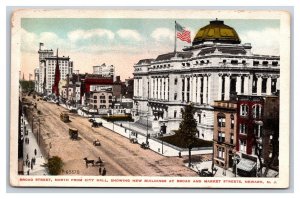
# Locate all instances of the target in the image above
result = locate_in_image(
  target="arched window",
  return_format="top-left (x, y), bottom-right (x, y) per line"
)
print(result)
top-left (240, 104), bottom-right (249, 116)
top-left (217, 113), bottom-right (226, 127)
top-left (252, 104), bottom-right (262, 119)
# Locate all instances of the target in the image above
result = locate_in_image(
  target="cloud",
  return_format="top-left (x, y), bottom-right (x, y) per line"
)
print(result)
top-left (239, 27), bottom-right (280, 55)
top-left (67, 29), bottom-right (115, 43)
top-left (116, 29), bottom-right (142, 41)
top-left (151, 28), bottom-right (173, 42)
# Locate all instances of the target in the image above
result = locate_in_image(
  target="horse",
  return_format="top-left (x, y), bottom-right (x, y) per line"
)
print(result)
top-left (83, 157), bottom-right (95, 168)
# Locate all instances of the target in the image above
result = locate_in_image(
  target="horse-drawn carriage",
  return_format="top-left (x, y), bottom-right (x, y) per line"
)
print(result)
top-left (69, 128), bottom-right (78, 140)
top-left (84, 157), bottom-right (105, 167)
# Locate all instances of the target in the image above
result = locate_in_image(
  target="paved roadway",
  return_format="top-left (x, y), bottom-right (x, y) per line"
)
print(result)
top-left (28, 96), bottom-right (197, 177)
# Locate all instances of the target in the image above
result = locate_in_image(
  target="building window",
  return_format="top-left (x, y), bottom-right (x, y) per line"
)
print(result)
top-left (230, 114), bottom-right (234, 129)
top-left (239, 123), bottom-right (247, 135)
top-left (174, 93), bottom-right (177, 100)
top-left (252, 104), bottom-right (262, 119)
top-left (254, 124), bottom-right (263, 137)
top-left (94, 100), bottom-right (97, 103)
top-left (217, 113), bottom-right (226, 127)
top-left (240, 104), bottom-right (249, 116)
top-left (217, 147), bottom-right (225, 160)
top-left (253, 61), bottom-right (259, 66)
top-left (240, 139), bottom-right (247, 153)
top-left (174, 78), bottom-right (178, 85)
top-left (230, 133), bottom-right (234, 144)
top-left (93, 105), bottom-right (97, 109)
top-left (262, 78), bottom-right (267, 93)
top-left (271, 79), bottom-right (277, 93)
top-left (109, 95), bottom-right (112, 99)
top-left (174, 110), bottom-right (177, 118)
top-left (93, 96), bottom-right (97, 99)
top-left (218, 131), bottom-right (225, 142)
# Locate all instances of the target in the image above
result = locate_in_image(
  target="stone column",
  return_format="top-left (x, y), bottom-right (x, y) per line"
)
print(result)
top-left (257, 75), bottom-right (262, 96)
top-left (266, 76), bottom-right (272, 95)
top-left (224, 75), bottom-right (230, 100)
top-left (207, 74), bottom-right (212, 105)
top-left (189, 76), bottom-right (193, 102)
top-left (167, 77), bottom-right (169, 101)
top-left (203, 75), bottom-right (208, 104)
top-left (134, 78), bottom-right (137, 97)
top-left (158, 77), bottom-right (161, 99)
top-left (218, 74), bottom-right (222, 100)
top-left (153, 77), bottom-right (156, 99)
top-left (244, 75), bottom-right (249, 95)
top-left (163, 77), bottom-right (166, 100)
top-left (184, 76), bottom-right (188, 102)
top-left (196, 76), bottom-right (200, 104)
top-left (199, 76), bottom-right (202, 104)
top-left (192, 76), bottom-right (197, 102)
top-left (236, 75), bottom-right (241, 95)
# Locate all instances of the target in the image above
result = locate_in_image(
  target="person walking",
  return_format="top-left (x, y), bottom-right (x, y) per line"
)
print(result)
top-left (34, 149), bottom-right (37, 156)
top-left (98, 167), bottom-right (102, 175)
top-left (102, 168), bottom-right (106, 176)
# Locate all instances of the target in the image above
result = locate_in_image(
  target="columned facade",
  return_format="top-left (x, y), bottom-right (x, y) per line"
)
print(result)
top-left (133, 20), bottom-right (280, 141)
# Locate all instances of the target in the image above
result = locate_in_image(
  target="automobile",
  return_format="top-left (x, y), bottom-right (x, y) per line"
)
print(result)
top-left (60, 112), bottom-right (70, 123)
top-left (92, 121), bottom-right (102, 128)
top-left (93, 139), bottom-right (101, 146)
top-left (69, 128), bottom-right (78, 140)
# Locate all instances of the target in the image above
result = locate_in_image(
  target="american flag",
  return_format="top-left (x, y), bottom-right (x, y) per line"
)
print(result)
top-left (176, 22), bottom-right (191, 43)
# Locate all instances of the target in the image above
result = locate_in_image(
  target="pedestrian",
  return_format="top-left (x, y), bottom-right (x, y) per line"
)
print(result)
top-left (27, 170), bottom-right (30, 175)
top-left (102, 168), bottom-right (106, 176)
top-left (98, 167), bottom-right (102, 175)
top-left (30, 162), bottom-right (33, 170)
top-left (34, 149), bottom-right (37, 156)
top-left (33, 157), bottom-right (36, 165)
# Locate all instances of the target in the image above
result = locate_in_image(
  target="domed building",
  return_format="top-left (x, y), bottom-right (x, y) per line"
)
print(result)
top-left (132, 19), bottom-right (280, 141)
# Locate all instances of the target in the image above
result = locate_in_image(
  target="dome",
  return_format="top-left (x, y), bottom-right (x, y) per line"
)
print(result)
top-left (192, 20), bottom-right (241, 46)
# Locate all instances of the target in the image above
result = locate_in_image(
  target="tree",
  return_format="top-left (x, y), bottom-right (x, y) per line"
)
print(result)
top-left (177, 103), bottom-right (198, 167)
top-left (45, 156), bottom-right (64, 175)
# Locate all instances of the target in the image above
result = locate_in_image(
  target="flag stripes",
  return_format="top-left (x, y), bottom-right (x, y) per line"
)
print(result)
top-left (177, 30), bottom-right (191, 43)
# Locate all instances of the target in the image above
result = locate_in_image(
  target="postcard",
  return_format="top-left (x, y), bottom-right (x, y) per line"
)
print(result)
top-left (10, 9), bottom-right (290, 188)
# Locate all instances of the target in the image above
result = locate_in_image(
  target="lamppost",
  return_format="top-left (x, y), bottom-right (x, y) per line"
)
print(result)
top-left (232, 150), bottom-right (240, 177)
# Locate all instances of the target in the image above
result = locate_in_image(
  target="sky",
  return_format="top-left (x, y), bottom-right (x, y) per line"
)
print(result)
top-left (20, 18), bottom-right (280, 81)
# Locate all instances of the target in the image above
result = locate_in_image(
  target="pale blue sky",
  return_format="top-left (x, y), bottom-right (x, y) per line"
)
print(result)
top-left (21, 18), bottom-right (280, 80)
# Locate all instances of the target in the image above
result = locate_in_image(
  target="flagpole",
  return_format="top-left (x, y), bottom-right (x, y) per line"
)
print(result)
top-left (174, 21), bottom-right (177, 53)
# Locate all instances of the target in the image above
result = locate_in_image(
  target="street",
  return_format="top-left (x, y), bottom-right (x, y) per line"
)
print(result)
top-left (26, 96), bottom-right (198, 177)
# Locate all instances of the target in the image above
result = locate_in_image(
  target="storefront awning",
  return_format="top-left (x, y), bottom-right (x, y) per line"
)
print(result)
top-left (237, 158), bottom-right (257, 172)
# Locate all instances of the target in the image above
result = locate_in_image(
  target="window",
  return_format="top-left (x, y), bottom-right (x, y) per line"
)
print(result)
top-left (217, 147), bottom-right (225, 159)
top-left (109, 96), bottom-right (112, 99)
top-left (262, 78), bottom-right (267, 93)
top-left (230, 133), bottom-right (234, 144)
top-left (217, 114), bottom-right (226, 127)
top-left (94, 100), bottom-right (97, 103)
top-left (231, 60), bottom-right (238, 65)
top-left (93, 96), bottom-right (97, 99)
top-left (174, 110), bottom-right (177, 118)
top-left (254, 124), bottom-right (263, 137)
top-left (253, 61), bottom-right (259, 66)
top-left (174, 93), bottom-right (177, 100)
top-left (262, 61), bottom-right (268, 66)
top-left (240, 104), bottom-right (249, 116)
top-left (252, 104), bottom-right (262, 119)
top-left (174, 78), bottom-right (178, 85)
top-left (218, 131), bottom-right (225, 142)
top-left (240, 139), bottom-right (247, 153)
top-left (239, 123), bottom-right (247, 134)
top-left (230, 114), bottom-right (234, 129)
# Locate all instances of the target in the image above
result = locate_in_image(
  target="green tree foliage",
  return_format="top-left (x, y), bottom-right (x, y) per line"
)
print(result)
top-left (46, 156), bottom-right (64, 175)
top-left (177, 103), bottom-right (199, 166)
top-left (19, 80), bottom-right (35, 92)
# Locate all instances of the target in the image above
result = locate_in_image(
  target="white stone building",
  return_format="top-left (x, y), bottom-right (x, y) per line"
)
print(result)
top-left (35, 43), bottom-right (73, 95)
top-left (93, 63), bottom-right (115, 81)
top-left (133, 20), bottom-right (280, 140)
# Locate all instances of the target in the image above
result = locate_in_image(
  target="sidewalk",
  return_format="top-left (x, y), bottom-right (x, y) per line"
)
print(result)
top-left (22, 116), bottom-right (48, 176)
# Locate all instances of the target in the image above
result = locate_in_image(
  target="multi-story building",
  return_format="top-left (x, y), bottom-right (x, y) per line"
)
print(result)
top-left (88, 91), bottom-right (113, 110)
top-left (236, 95), bottom-right (279, 177)
top-left (212, 100), bottom-right (237, 170)
top-left (133, 19), bottom-right (280, 140)
top-left (93, 63), bottom-right (115, 81)
top-left (35, 43), bottom-right (73, 95)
